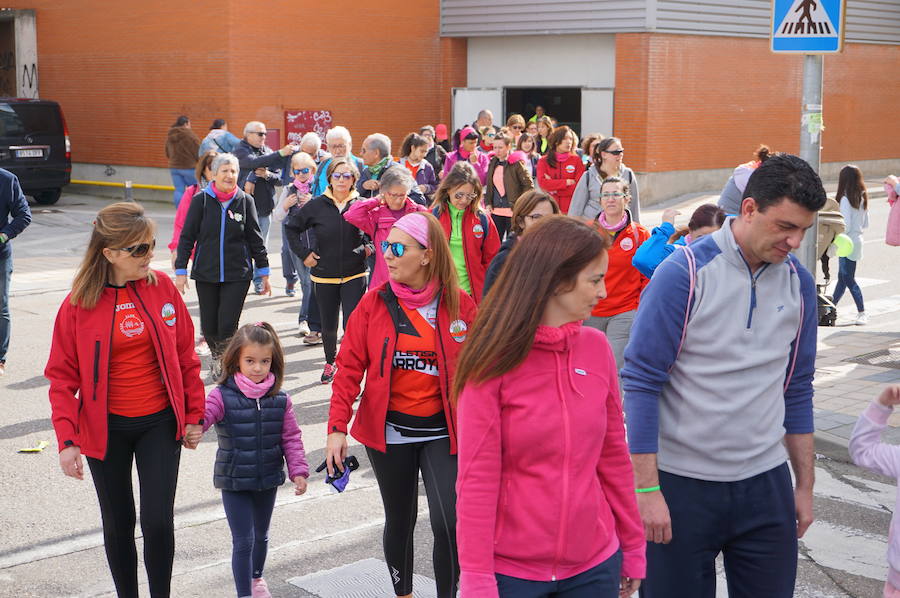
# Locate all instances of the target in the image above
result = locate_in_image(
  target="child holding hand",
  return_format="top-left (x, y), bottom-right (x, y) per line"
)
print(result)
top-left (187, 322), bottom-right (308, 598)
top-left (849, 384), bottom-right (900, 598)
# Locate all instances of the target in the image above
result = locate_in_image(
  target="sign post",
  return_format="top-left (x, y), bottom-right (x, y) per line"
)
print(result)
top-left (771, 0), bottom-right (845, 275)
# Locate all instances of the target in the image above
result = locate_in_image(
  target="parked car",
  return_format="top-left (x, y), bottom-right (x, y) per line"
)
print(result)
top-left (0, 98), bottom-right (70, 205)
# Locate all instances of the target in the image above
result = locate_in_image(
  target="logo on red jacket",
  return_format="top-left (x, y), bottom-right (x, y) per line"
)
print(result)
top-left (472, 223), bottom-right (484, 239)
top-left (119, 314), bottom-right (145, 338)
top-left (620, 237), bottom-right (634, 252)
top-left (449, 319), bottom-right (468, 343)
top-left (565, 164), bottom-right (576, 174)
top-left (161, 303), bottom-right (177, 327)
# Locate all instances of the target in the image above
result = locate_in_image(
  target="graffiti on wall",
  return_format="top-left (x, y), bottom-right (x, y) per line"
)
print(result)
top-left (21, 63), bottom-right (37, 98)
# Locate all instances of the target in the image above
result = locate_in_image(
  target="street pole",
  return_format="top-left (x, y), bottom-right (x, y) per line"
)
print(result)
top-left (798, 53), bottom-right (823, 276)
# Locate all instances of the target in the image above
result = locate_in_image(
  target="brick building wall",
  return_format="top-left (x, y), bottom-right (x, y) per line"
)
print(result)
top-left (8, 0), bottom-right (465, 169)
top-left (615, 33), bottom-right (899, 173)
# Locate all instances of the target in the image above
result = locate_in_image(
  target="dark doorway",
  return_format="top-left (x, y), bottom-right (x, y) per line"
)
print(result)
top-left (504, 87), bottom-right (581, 132)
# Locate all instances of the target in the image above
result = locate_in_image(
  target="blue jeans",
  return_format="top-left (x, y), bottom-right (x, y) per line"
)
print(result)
top-left (169, 168), bottom-right (196, 207)
top-left (832, 257), bottom-right (864, 313)
top-left (282, 228), bottom-right (314, 324)
top-left (252, 215), bottom-right (271, 288)
top-left (641, 463), bottom-right (797, 598)
top-left (496, 550), bottom-right (622, 598)
top-left (222, 487), bottom-right (278, 598)
top-left (0, 251), bottom-right (11, 363)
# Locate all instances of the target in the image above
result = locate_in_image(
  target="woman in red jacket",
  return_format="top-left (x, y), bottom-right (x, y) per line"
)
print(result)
top-left (325, 212), bottom-right (476, 598)
top-left (455, 215), bottom-right (645, 598)
top-left (431, 161), bottom-right (500, 304)
top-left (536, 126), bottom-right (585, 214)
top-left (45, 202), bottom-right (206, 598)
top-left (586, 176), bottom-right (650, 370)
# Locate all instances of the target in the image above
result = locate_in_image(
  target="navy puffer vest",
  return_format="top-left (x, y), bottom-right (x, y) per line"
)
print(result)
top-left (213, 377), bottom-right (288, 491)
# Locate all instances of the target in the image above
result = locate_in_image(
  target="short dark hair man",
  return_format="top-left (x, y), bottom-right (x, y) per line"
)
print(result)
top-left (622, 154), bottom-right (826, 597)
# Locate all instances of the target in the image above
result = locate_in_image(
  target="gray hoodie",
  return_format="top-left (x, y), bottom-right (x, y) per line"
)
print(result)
top-left (568, 163), bottom-right (640, 223)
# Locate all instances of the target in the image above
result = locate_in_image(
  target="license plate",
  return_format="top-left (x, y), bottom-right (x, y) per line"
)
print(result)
top-left (15, 149), bottom-right (43, 158)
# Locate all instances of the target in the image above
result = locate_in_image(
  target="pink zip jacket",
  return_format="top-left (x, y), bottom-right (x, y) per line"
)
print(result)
top-left (203, 373), bottom-right (309, 481)
top-left (849, 400), bottom-right (900, 589)
top-left (456, 322), bottom-right (645, 596)
top-left (342, 196), bottom-right (426, 288)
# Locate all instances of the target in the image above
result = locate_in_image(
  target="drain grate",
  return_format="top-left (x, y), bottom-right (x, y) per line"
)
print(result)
top-left (844, 348), bottom-right (900, 369)
top-left (287, 558), bottom-right (437, 598)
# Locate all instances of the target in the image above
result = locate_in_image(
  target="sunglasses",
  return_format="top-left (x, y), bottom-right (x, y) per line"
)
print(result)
top-left (117, 239), bottom-right (156, 258)
top-left (454, 191), bottom-right (478, 201)
top-left (331, 172), bottom-right (354, 180)
top-left (603, 149), bottom-right (625, 155)
top-left (381, 240), bottom-right (422, 257)
top-left (293, 167), bottom-right (311, 175)
top-left (251, 131), bottom-right (267, 137)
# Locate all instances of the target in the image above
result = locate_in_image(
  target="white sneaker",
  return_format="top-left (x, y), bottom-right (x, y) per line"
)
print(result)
top-left (855, 312), bottom-right (868, 325)
top-left (297, 320), bottom-right (311, 337)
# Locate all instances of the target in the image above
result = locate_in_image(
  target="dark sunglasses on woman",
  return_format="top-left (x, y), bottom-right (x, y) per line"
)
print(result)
top-left (380, 240), bottom-right (424, 258)
top-left (117, 239), bottom-right (156, 258)
top-left (293, 167), bottom-right (311, 175)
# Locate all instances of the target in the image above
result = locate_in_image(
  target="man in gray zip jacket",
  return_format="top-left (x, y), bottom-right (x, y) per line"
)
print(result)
top-left (622, 154), bottom-right (824, 597)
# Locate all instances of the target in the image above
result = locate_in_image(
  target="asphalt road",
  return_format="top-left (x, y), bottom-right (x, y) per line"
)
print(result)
top-left (0, 186), bottom-right (897, 597)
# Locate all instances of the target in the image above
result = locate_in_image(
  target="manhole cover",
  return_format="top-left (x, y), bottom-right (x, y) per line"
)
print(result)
top-left (845, 348), bottom-right (900, 369)
top-left (287, 558), bottom-right (437, 598)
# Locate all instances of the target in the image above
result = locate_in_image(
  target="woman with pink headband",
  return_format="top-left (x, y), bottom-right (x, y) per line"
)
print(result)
top-left (326, 212), bottom-right (476, 598)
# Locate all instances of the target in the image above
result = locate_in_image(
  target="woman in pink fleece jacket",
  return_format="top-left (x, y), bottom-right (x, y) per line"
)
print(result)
top-left (849, 384), bottom-right (900, 598)
top-left (454, 215), bottom-right (645, 598)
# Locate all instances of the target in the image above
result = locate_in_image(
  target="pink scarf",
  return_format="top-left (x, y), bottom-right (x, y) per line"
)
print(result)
top-left (555, 151), bottom-right (571, 163)
top-left (390, 278), bottom-right (439, 309)
top-left (234, 372), bottom-right (275, 399)
top-left (458, 147), bottom-right (471, 160)
top-left (292, 178), bottom-right (312, 195)
top-left (598, 211), bottom-right (628, 232)
top-left (211, 182), bottom-right (238, 203)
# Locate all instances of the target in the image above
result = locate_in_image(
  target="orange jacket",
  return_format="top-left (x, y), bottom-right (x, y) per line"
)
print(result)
top-left (592, 219), bottom-right (650, 317)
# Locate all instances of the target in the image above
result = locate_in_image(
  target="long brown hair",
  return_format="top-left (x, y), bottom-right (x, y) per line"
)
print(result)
top-left (545, 126), bottom-right (575, 168)
top-left (70, 202), bottom-right (157, 309)
top-left (217, 322), bottom-right (285, 396)
top-left (432, 161), bottom-right (483, 216)
top-left (415, 212), bottom-right (460, 319)
top-left (453, 216), bottom-right (608, 399)
top-left (835, 164), bottom-right (868, 210)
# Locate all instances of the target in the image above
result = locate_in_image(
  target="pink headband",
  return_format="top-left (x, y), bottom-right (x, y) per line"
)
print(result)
top-left (460, 126), bottom-right (478, 140)
top-left (393, 213), bottom-right (430, 248)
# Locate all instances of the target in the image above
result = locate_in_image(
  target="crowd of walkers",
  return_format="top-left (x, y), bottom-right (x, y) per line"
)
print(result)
top-left (43, 108), bottom-right (900, 598)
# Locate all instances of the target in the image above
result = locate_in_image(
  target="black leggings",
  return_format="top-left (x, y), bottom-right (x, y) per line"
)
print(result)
top-left (221, 488), bottom-right (278, 598)
top-left (195, 280), bottom-right (251, 357)
top-left (491, 214), bottom-right (511, 242)
top-left (314, 278), bottom-right (366, 364)
top-left (366, 438), bottom-right (459, 598)
top-left (86, 411), bottom-right (181, 598)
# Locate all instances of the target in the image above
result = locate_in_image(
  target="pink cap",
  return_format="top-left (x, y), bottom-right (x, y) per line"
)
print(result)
top-left (435, 124), bottom-right (448, 141)
top-left (393, 213), bottom-right (430, 248)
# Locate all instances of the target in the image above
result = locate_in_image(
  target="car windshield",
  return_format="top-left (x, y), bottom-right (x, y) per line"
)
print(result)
top-left (0, 103), bottom-right (63, 137)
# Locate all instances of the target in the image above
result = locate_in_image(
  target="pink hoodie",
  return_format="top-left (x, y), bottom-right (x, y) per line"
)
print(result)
top-left (849, 400), bottom-right (900, 589)
top-left (456, 323), bottom-right (645, 596)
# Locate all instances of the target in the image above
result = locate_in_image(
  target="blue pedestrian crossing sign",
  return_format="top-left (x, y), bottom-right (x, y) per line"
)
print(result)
top-left (771, 0), bottom-right (845, 53)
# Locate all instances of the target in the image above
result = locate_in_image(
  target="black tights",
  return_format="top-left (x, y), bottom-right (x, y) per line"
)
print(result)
top-left (314, 278), bottom-right (366, 364)
top-left (86, 411), bottom-right (181, 598)
top-left (366, 438), bottom-right (459, 598)
top-left (195, 280), bottom-right (250, 357)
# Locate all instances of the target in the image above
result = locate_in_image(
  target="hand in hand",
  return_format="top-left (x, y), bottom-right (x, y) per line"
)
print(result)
top-left (293, 476), bottom-right (308, 496)
top-left (878, 385), bottom-right (900, 408)
top-left (183, 424), bottom-right (203, 449)
top-left (303, 252), bottom-right (320, 268)
top-left (175, 274), bottom-right (189, 295)
top-left (59, 446), bottom-right (84, 480)
top-left (662, 208), bottom-right (681, 224)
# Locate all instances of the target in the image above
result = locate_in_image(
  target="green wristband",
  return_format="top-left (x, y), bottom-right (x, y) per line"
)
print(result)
top-left (635, 485), bottom-right (661, 494)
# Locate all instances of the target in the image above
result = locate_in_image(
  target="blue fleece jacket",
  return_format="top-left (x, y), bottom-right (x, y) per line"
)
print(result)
top-left (621, 218), bottom-right (817, 482)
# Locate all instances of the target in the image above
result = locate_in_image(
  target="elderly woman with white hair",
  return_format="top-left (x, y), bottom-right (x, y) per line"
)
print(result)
top-left (175, 153), bottom-right (270, 375)
top-left (344, 166), bottom-right (427, 289)
top-left (313, 126), bottom-right (363, 196)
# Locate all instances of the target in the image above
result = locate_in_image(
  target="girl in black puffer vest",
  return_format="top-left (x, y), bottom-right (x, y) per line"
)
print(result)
top-left (193, 323), bottom-right (308, 598)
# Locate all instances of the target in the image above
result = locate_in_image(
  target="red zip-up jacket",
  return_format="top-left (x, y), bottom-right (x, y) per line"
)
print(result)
top-left (592, 216), bottom-right (650, 317)
top-left (536, 153), bottom-right (585, 214)
top-left (328, 283), bottom-right (477, 454)
top-left (434, 206), bottom-right (500, 304)
top-left (45, 272), bottom-right (206, 459)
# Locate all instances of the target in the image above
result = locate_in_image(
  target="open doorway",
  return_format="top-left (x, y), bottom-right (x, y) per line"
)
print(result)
top-left (504, 87), bottom-right (581, 133)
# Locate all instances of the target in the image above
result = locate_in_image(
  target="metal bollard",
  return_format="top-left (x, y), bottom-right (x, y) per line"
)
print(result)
top-left (124, 180), bottom-right (133, 202)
